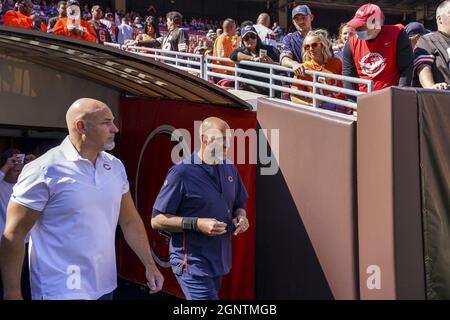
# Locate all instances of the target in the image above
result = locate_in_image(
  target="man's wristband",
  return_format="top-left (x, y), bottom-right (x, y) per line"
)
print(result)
top-left (181, 217), bottom-right (198, 231)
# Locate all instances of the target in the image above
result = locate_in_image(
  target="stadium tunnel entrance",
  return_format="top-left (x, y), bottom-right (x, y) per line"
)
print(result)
top-left (0, 26), bottom-right (256, 299)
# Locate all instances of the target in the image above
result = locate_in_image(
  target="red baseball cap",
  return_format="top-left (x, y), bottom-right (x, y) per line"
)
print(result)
top-left (347, 3), bottom-right (384, 29)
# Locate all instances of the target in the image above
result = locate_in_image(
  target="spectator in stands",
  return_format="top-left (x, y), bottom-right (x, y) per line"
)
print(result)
top-left (126, 16), bottom-right (161, 48)
top-left (254, 12), bottom-right (277, 47)
top-left (132, 16), bottom-right (144, 37)
top-left (272, 21), bottom-right (283, 41)
top-left (342, 3), bottom-right (413, 94)
top-left (90, 5), bottom-right (112, 44)
top-left (206, 29), bottom-right (215, 42)
top-left (3, 0), bottom-right (47, 32)
top-left (160, 11), bottom-right (188, 52)
top-left (53, 0), bottom-right (96, 42)
top-left (280, 5), bottom-right (314, 76)
top-left (1, 0), bottom-right (16, 18)
top-left (231, 25), bottom-right (280, 96)
top-left (81, 3), bottom-right (90, 20)
top-left (102, 12), bottom-right (117, 43)
top-left (414, 0), bottom-right (450, 90)
top-left (333, 23), bottom-right (355, 60)
top-left (216, 28), bottom-right (223, 38)
top-left (213, 18), bottom-right (238, 78)
top-left (117, 16), bottom-right (134, 45)
top-left (47, 1), bottom-right (66, 33)
top-left (291, 29), bottom-right (350, 114)
top-left (404, 22), bottom-right (430, 49)
top-left (194, 39), bottom-right (208, 55)
top-left (204, 39), bottom-right (214, 56)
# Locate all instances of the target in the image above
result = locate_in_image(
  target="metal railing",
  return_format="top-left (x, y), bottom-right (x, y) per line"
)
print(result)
top-left (105, 42), bottom-right (373, 111)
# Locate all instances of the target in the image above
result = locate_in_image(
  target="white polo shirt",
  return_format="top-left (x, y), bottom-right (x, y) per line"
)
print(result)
top-left (11, 136), bottom-right (129, 300)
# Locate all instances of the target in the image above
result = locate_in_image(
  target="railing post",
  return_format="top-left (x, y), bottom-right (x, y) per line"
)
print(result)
top-left (269, 67), bottom-right (274, 98)
top-left (234, 63), bottom-right (239, 90)
top-left (312, 73), bottom-right (318, 108)
top-left (200, 55), bottom-right (206, 80)
top-left (368, 80), bottom-right (373, 93)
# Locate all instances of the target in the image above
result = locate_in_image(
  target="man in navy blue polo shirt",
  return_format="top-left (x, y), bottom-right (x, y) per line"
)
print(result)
top-left (280, 5), bottom-right (314, 76)
top-left (151, 117), bottom-right (249, 300)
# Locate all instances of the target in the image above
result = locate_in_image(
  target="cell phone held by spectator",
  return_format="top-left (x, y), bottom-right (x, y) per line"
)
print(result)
top-left (259, 49), bottom-right (267, 57)
top-left (14, 154), bottom-right (25, 165)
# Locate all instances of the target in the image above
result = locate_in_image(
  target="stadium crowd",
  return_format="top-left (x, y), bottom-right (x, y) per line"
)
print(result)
top-left (0, 0), bottom-right (449, 111)
top-left (0, 0), bottom-right (449, 301)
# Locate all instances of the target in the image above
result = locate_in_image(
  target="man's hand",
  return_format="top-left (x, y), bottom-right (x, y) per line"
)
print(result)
top-left (259, 54), bottom-right (275, 64)
top-left (70, 27), bottom-right (84, 36)
top-left (145, 264), bottom-right (164, 294)
top-left (1, 155), bottom-right (18, 174)
top-left (232, 216), bottom-right (249, 236)
top-left (30, 14), bottom-right (40, 22)
top-left (125, 39), bottom-right (138, 46)
top-left (431, 82), bottom-right (449, 90)
top-left (197, 218), bottom-right (227, 236)
top-left (292, 62), bottom-right (306, 77)
top-left (25, 154), bottom-right (36, 164)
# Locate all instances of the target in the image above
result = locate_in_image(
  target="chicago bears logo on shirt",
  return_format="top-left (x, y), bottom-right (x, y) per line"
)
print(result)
top-left (359, 52), bottom-right (387, 78)
top-left (228, 176), bottom-right (234, 183)
top-left (103, 163), bottom-right (111, 170)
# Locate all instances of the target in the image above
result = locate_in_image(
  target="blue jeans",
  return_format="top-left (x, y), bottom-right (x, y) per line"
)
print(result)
top-left (175, 272), bottom-right (222, 300)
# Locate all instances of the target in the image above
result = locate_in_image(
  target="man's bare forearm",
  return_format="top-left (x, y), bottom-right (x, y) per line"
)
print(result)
top-left (151, 213), bottom-right (184, 232)
top-left (418, 65), bottom-right (436, 88)
top-left (121, 217), bottom-right (157, 269)
top-left (281, 56), bottom-right (299, 68)
top-left (236, 51), bottom-right (254, 62)
top-left (0, 235), bottom-right (25, 299)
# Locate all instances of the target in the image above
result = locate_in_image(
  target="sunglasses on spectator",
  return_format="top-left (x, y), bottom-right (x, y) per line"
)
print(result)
top-left (243, 34), bottom-right (257, 41)
top-left (303, 42), bottom-right (321, 50)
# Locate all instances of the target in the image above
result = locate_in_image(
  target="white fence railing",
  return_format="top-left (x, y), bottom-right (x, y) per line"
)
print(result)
top-left (105, 43), bottom-right (373, 111)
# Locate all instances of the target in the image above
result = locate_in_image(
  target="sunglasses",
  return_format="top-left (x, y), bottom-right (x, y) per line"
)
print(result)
top-left (303, 42), bottom-right (321, 50)
top-left (243, 34), bottom-right (257, 41)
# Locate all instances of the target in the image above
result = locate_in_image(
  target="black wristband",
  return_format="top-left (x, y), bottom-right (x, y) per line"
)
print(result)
top-left (181, 217), bottom-right (198, 231)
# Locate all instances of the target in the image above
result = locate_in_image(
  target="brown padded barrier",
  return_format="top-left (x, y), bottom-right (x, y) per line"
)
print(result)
top-left (256, 99), bottom-right (358, 300)
top-left (357, 87), bottom-right (425, 299)
top-left (418, 90), bottom-right (450, 299)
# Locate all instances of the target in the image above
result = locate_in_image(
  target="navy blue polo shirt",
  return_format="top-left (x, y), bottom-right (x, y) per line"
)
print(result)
top-left (280, 31), bottom-right (305, 63)
top-left (152, 153), bottom-right (248, 277)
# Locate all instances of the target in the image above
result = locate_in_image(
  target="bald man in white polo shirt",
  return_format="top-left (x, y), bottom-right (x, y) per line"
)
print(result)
top-left (0, 98), bottom-right (164, 300)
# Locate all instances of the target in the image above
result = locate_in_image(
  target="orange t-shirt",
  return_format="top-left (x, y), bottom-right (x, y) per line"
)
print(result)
top-left (212, 33), bottom-right (239, 75)
top-left (53, 18), bottom-right (97, 43)
top-left (3, 10), bottom-right (47, 32)
top-left (292, 57), bottom-right (346, 100)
